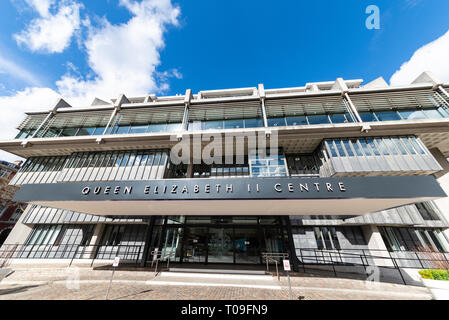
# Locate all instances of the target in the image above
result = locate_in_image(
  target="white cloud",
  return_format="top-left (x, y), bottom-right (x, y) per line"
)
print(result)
top-left (24, 0), bottom-right (54, 17)
top-left (14, 0), bottom-right (82, 53)
top-left (390, 29), bottom-right (449, 85)
top-left (0, 87), bottom-right (60, 162)
top-left (55, 0), bottom-right (180, 106)
top-left (0, 0), bottom-right (181, 162)
top-left (0, 53), bottom-right (40, 85)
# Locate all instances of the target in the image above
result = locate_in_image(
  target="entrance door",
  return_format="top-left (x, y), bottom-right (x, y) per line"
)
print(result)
top-left (207, 228), bottom-right (234, 263)
top-left (234, 228), bottom-right (260, 264)
top-left (182, 227), bottom-right (207, 263)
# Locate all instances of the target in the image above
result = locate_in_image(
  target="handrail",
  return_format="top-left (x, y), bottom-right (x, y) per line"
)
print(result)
top-left (150, 249), bottom-right (176, 273)
top-left (261, 252), bottom-right (289, 281)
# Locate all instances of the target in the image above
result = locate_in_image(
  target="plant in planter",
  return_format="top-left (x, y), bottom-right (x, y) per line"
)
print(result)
top-left (415, 246), bottom-right (449, 300)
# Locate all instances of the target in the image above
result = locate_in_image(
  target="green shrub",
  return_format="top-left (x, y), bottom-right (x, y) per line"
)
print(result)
top-left (419, 269), bottom-right (449, 281)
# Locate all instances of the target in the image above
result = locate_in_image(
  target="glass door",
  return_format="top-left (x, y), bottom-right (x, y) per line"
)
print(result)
top-left (182, 227), bottom-right (207, 263)
top-left (234, 228), bottom-right (260, 264)
top-left (207, 228), bottom-right (234, 263)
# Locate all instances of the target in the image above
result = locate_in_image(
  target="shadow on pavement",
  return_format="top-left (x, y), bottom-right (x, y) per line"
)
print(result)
top-left (0, 285), bottom-right (40, 296)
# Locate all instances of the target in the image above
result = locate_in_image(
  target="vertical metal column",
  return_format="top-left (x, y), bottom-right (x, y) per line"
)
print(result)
top-left (140, 216), bottom-right (155, 268)
top-left (102, 108), bottom-right (118, 135)
top-left (30, 111), bottom-right (53, 138)
top-left (343, 92), bottom-right (363, 123)
top-left (258, 84), bottom-right (268, 127)
top-left (283, 216), bottom-right (300, 272)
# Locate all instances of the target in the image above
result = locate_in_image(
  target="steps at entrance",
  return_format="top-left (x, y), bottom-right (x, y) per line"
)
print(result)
top-left (168, 268), bottom-right (266, 275)
top-left (164, 268), bottom-right (272, 281)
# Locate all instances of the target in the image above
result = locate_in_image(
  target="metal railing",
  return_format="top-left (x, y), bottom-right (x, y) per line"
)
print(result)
top-left (296, 248), bottom-right (449, 285)
top-left (261, 252), bottom-right (289, 280)
top-left (149, 249), bottom-right (177, 273)
top-left (0, 243), bottom-right (144, 267)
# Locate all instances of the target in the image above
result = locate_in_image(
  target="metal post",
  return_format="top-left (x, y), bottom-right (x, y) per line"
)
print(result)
top-left (30, 111), bottom-right (53, 138)
top-left (275, 261), bottom-right (279, 281)
top-left (438, 85), bottom-right (449, 101)
top-left (261, 98), bottom-right (269, 128)
top-left (287, 271), bottom-right (293, 300)
top-left (105, 268), bottom-right (115, 300)
top-left (343, 92), bottom-right (364, 123)
top-left (102, 108), bottom-right (118, 135)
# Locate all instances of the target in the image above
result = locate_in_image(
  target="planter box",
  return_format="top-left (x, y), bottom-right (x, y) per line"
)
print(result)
top-left (421, 278), bottom-right (449, 300)
top-left (0, 268), bottom-right (12, 282)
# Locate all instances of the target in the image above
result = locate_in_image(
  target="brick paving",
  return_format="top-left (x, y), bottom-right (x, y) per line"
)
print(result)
top-left (0, 265), bottom-right (432, 300)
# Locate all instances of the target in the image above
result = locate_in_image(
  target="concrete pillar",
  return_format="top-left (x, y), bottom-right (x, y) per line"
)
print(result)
top-left (3, 205), bottom-right (34, 246)
top-left (361, 225), bottom-right (393, 267)
top-left (85, 223), bottom-right (105, 259)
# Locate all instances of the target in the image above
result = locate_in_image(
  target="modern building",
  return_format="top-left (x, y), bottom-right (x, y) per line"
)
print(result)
top-left (0, 160), bottom-right (25, 246)
top-left (1, 71), bottom-right (449, 272)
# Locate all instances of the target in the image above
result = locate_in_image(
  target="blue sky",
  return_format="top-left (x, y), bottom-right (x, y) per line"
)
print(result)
top-left (0, 0), bottom-right (449, 161)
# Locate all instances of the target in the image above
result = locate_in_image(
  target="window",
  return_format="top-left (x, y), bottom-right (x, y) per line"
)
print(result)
top-left (415, 202), bottom-right (440, 221)
top-left (249, 152), bottom-right (287, 177)
top-left (0, 169), bottom-right (10, 179)
top-left (329, 113), bottom-right (350, 124)
top-left (307, 114), bottom-right (330, 125)
top-left (375, 111), bottom-right (402, 121)
top-left (286, 116), bottom-right (308, 126)
top-left (379, 227), bottom-right (449, 253)
top-left (359, 112), bottom-right (378, 122)
top-left (313, 227), bottom-right (340, 250)
top-left (9, 207), bottom-right (24, 223)
top-left (0, 204), bottom-right (7, 218)
top-left (267, 117), bottom-right (287, 127)
top-left (399, 110), bottom-right (427, 120)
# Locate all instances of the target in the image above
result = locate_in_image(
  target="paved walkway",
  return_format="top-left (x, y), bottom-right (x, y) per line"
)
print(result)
top-left (0, 265), bottom-right (432, 300)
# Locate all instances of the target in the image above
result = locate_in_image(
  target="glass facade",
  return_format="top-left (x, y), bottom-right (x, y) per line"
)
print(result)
top-left (379, 227), bottom-right (449, 253)
top-left (145, 216), bottom-right (286, 265)
top-left (267, 112), bottom-right (354, 127)
top-left (324, 136), bottom-right (427, 158)
top-left (358, 107), bottom-right (449, 123)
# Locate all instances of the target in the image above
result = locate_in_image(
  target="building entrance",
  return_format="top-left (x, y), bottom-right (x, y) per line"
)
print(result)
top-left (148, 216), bottom-right (288, 265)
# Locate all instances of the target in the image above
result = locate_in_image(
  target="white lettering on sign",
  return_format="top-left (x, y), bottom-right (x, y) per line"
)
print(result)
top-left (81, 181), bottom-right (348, 197)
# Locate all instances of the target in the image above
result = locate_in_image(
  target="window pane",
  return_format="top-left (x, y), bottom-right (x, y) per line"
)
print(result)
top-left (307, 114), bottom-right (330, 125)
top-left (342, 140), bottom-right (354, 156)
top-left (148, 123), bottom-right (167, 132)
top-left (166, 123), bottom-right (182, 132)
top-left (116, 126), bottom-right (130, 134)
top-left (359, 139), bottom-right (372, 156)
top-left (422, 108), bottom-right (444, 119)
top-left (401, 137), bottom-right (417, 155)
top-left (244, 118), bottom-right (263, 128)
top-left (334, 140), bottom-right (346, 157)
top-left (202, 120), bottom-right (223, 130)
top-left (329, 114), bottom-right (348, 124)
top-left (129, 125), bottom-right (148, 134)
top-left (366, 139), bottom-right (380, 155)
top-left (267, 117), bottom-right (286, 127)
top-left (326, 141), bottom-right (338, 157)
top-left (224, 119), bottom-right (244, 129)
top-left (77, 127), bottom-right (95, 136)
top-left (375, 138), bottom-right (390, 155)
top-left (350, 139), bottom-right (363, 156)
top-left (359, 112), bottom-right (377, 122)
top-left (375, 111), bottom-right (402, 121)
top-left (286, 116), bottom-right (308, 126)
top-left (399, 110), bottom-right (426, 120)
